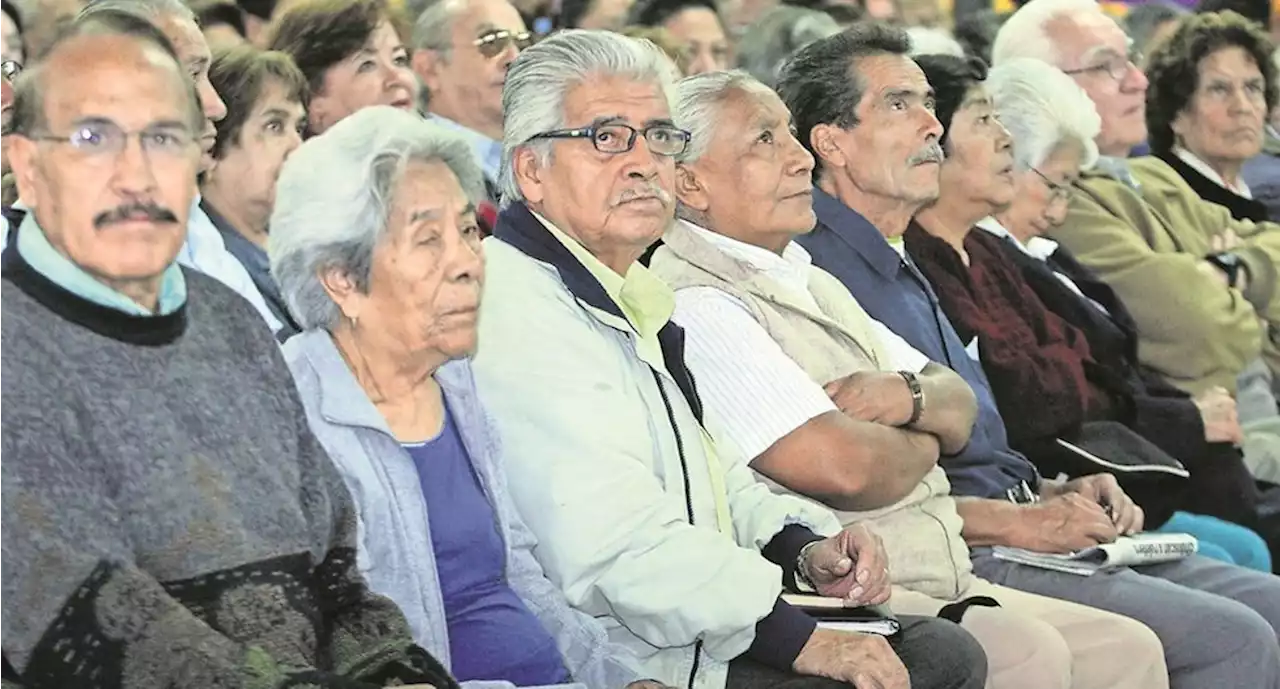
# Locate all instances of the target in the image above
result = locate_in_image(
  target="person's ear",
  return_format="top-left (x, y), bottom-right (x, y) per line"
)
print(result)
top-left (513, 145), bottom-right (547, 205)
top-left (318, 266), bottom-right (365, 324)
top-left (811, 123), bottom-right (848, 170)
top-left (8, 135), bottom-right (42, 209)
top-left (675, 164), bottom-right (710, 213)
top-left (411, 48), bottom-right (446, 94)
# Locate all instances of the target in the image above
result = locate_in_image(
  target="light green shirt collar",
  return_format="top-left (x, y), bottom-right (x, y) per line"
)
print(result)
top-left (532, 211), bottom-right (674, 342)
top-left (17, 212), bottom-right (187, 316)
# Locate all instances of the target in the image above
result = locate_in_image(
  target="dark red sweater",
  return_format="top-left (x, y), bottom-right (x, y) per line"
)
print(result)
top-left (905, 223), bottom-right (1115, 447)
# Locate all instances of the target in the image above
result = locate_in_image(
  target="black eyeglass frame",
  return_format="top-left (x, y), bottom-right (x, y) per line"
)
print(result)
top-left (1030, 166), bottom-right (1074, 203)
top-left (527, 122), bottom-right (692, 157)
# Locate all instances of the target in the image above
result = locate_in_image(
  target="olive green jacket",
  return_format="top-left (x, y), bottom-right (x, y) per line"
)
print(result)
top-left (1050, 155), bottom-right (1279, 394)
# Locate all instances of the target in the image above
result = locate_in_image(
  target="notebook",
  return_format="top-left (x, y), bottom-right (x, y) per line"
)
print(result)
top-left (782, 594), bottom-right (902, 636)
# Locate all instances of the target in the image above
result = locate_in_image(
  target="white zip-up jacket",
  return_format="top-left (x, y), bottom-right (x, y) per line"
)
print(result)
top-left (472, 215), bottom-right (842, 689)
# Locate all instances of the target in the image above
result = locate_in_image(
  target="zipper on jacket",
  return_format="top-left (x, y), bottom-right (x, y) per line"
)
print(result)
top-left (650, 369), bottom-right (702, 688)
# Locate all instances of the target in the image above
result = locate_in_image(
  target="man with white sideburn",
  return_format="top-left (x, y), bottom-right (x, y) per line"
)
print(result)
top-left (472, 28), bottom-right (987, 689)
top-left (649, 68), bottom-right (1169, 689)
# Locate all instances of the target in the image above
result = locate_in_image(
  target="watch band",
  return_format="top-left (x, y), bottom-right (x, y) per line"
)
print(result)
top-left (795, 541), bottom-right (820, 592)
top-left (899, 370), bottom-right (925, 426)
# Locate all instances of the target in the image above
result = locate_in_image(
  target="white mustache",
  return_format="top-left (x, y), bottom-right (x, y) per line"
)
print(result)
top-left (908, 142), bottom-right (945, 165)
top-left (612, 184), bottom-right (672, 207)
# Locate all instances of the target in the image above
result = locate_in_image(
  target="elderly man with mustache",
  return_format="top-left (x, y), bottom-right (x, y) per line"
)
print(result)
top-left (778, 24), bottom-right (1280, 689)
top-left (648, 68), bottom-right (1169, 689)
top-left (471, 28), bottom-right (988, 689)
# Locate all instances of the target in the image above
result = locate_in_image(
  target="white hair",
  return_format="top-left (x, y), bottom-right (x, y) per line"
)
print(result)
top-left (907, 26), bottom-right (965, 58)
top-left (987, 58), bottom-right (1101, 171)
top-left (269, 106), bottom-right (486, 331)
top-left (674, 70), bottom-right (775, 164)
top-left (992, 0), bottom-right (1104, 67)
top-left (499, 29), bottom-right (680, 205)
top-left (79, 0), bottom-right (196, 24)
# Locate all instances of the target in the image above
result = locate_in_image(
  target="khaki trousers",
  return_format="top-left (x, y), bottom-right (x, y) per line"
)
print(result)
top-left (890, 577), bottom-right (1169, 689)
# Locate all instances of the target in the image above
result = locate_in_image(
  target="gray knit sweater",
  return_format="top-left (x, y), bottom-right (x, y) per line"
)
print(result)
top-left (0, 249), bottom-right (456, 689)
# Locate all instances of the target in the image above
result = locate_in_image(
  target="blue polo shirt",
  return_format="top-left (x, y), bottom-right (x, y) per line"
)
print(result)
top-left (797, 187), bottom-right (1039, 499)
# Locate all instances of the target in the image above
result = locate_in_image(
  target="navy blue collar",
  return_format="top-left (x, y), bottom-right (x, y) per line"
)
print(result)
top-left (492, 202), bottom-right (703, 422)
top-left (811, 186), bottom-right (904, 282)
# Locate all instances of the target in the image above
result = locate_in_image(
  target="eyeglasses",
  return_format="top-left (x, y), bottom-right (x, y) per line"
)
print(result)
top-left (1062, 49), bottom-right (1142, 82)
top-left (528, 122), bottom-right (692, 157)
top-left (473, 29), bottom-right (535, 59)
top-left (1031, 167), bottom-right (1073, 203)
top-left (20, 120), bottom-right (197, 162)
top-left (2, 59), bottom-right (21, 82)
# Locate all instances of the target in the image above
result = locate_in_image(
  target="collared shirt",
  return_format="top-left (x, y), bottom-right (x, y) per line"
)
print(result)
top-left (181, 196), bottom-right (283, 333)
top-left (1174, 146), bottom-right (1252, 198)
top-left (202, 201), bottom-right (298, 335)
top-left (15, 212), bottom-right (186, 315)
top-left (797, 187), bottom-right (1038, 498)
top-left (672, 220), bottom-right (928, 462)
top-left (430, 114), bottom-right (504, 185)
top-left (1093, 155), bottom-right (1142, 191)
top-left (534, 211), bottom-right (677, 370)
top-left (978, 217), bottom-right (1112, 316)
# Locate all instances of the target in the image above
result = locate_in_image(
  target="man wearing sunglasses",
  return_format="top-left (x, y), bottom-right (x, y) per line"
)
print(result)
top-left (412, 0), bottom-right (532, 202)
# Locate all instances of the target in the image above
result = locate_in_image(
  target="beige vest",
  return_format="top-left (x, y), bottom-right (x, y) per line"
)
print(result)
top-left (651, 222), bottom-right (973, 600)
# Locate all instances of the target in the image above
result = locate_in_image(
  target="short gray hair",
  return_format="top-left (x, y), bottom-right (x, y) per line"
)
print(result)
top-left (79, 0), bottom-right (196, 25)
top-left (410, 0), bottom-right (462, 52)
top-left (735, 5), bottom-right (840, 88)
top-left (498, 29), bottom-right (680, 205)
top-left (674, 69), bottom-right (774, 164)
top-left (269, 106), bottom-right (486, 331)
top-left (992, 0), bottom-right (1104, 67)
top-left (987, 57), bottom-right (1100, 171)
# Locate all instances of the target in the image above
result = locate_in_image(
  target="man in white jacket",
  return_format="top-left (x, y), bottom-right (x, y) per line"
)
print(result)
top-left (471, 28), bottom-right (987, 689)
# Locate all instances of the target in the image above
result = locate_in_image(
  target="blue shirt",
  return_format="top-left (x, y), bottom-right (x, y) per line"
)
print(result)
top-left (429, 114), bottom-right (504, 185)
top-left (405, 404), bottom-right (571, 687)
top-left (798, 188), bottom-right (1039, 499)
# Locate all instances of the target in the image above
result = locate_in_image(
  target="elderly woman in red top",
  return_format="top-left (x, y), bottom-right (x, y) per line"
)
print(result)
top-left (903, 52), bottom-right (1276, 570)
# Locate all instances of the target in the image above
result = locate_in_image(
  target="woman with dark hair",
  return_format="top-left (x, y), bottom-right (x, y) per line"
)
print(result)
top-left (201, 45), bottom-right (309, 335)
top-left (1144, 10), bottom-right (1279, 220)
top-left (904, 52), bottom-right (1275, 570)
top-left (268, 0), bottom-right (417, 135)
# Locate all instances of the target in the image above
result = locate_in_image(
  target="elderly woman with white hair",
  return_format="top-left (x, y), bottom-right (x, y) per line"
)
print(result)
top-left (270, 105), bottom-right (661, 689)
top-left (975, 57), bottom-right (1278, 572)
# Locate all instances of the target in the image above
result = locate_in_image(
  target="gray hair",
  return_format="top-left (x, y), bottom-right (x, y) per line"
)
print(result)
top-left (411, 0), bottom-right (462, 52)
top-left (992, 0), bottom-right (1104, 67)
top-left (907, 26), bottom-right (965, 58)
top-left (735, 5), bottom-right (840, 88)
top-left (987, 57), bottom-right (1100, 171)
top-left (498, 29), bottom-right (680, 205)
top-left (1123, 2), bottom-right (1186, 56)
top-left (269, 106), bottom-right (486, 331)
top-left (79, 0), bottom-right (196, 24)
top-left (674, 69), bottom-right (774, 164)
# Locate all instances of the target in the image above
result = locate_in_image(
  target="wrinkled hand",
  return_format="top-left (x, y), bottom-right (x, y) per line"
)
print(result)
top-left (1061, 473), bottom-right (1144, 534)
top-left (1008, 493), bottom-right (1120, 553)
top-left (825, 372), bottom-right (912, 426)
top-left (1194, 386), bottom-right (1244, 445)
top-left (625, 681), bottom-right (677, 689)
top-left (793, 628), bottom-right (910, 689)
top-left (803, 524), bottom-right (891, 606)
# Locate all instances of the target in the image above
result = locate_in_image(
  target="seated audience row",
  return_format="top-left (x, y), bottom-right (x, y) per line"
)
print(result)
top-left (4, 0), bottom-right (1280, 687)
